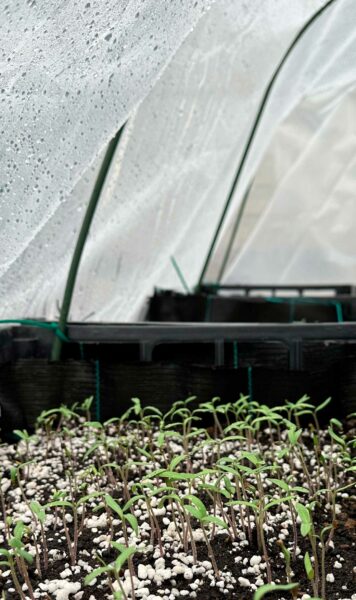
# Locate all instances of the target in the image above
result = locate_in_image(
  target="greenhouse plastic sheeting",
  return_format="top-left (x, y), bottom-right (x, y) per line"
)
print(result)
top-left (0, 0), bottom-right (214, 319)
top-left (1, 0), bottom-right (355, 321)
top-left (225, 85), bottom-right (356, 284)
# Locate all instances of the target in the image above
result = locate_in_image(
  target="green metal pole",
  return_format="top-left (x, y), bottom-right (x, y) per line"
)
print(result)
top-left (197, 0), bottom-right (338, 289)
top-left (51, 123), bottom-right (126, 361)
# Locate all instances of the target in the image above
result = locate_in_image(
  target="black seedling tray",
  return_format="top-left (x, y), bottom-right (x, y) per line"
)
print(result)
top-left (1, 322), bottom-right (356, 437)
top-left (200, 284), bottom-right (355, 295)
top-left (146, 288), bottom-right (356, 323)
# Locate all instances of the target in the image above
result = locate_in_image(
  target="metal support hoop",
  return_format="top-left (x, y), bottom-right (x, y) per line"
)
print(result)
top-left (51, 123), bottom-right (126, 361)
top-left (197, 0), bottom-right (338, 288)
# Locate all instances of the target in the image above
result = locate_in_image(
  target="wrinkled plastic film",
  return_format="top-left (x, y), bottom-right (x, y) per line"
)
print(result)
top-left (225, 85), bottom-right (356, 284)
top-left (2, 0), bottom-right (356, 321)
top-left (68, 0), bottom-right (332, 321)
top-left (221, 0), bottom-right (356, 284)
top-left (0, 0), bottom-right (213, 281)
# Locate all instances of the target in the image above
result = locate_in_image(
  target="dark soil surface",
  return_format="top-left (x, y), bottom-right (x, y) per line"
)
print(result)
top-left (0, 404), bottom-right (355, 600)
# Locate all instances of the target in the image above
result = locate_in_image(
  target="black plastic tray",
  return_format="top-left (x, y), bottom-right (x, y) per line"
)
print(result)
top-left (1, 322), bottom-right (356, 437)
top-left (146, 289), bottom-right (356, 323)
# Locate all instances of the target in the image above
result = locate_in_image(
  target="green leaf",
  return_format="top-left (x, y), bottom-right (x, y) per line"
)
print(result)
top-left (330, 418), bottom-right (343, 430)
top-left (144, 468), bottom-right (167, 480)
top-left (277, 539), bottom-right (291, 564)
top-left (328, 428), bottom-right (345, 447)
top-left (104, 417), bottom-right (120, 426)
top-left (277, 448), bottom-right (290, 460)
top-left (184, 495), bottom-right (207, 518)
top-left (159, 471), bottom-right (197, 481)
top-left (84, 565), bottom-right (111, 585)
top-left (77, 492), bottom-right (103, 506)
top-left (81, 396), bottom-right (94, 409)
top-left (222, 435), bottom-right (246, 443)
top-left (169, 455), bottom-right (186, 471)
top-left (295, 502), bottom-right (310, 523)
top-left (199, 483), bottom-right (230, 499)
top-left (268, 478), bottom-right (290, 492)
top-left (123, 495), bottom-right (145, 513)
top-left (265, 496), bottom-right (293, 511)
top-left (158, 493), bottom-right (181, 509)
top-left (45, 500), bottom-right (72, 509)
top-left (295, 502), bottom-right (311, 537)
top-left (295, 409), bottom-right (313, 417)
top-left (304, 551), bottom-right (314, 580)
top-left (223, 476), bottom-right (234, 495)
top-left (13, 430), bottom-right (29, 441)
top-left (157, 431), bottom-right (165, 448)
top-left (184, 505), bottom-right (201, 520)
top-left (136, 447), bottom-right (154, 460)
top-left (105, 494), bottom-right (123, 519)
top-left (240, 451), bottom-right (261, 466)
top-left (203, 515), bottom-right (228, 530)
top-left (288, 428), bottom-right (302, 446)
top-left (111, 541), bottom-right (127, 553)
top-left (124, 513), bottom-right (139, 535)
top-left (301, 521), bottom-right (311, 536)
top-left (114, 546), bottom-right (137, 572)
top-left (84, 442), bottom-right (102, 459)
top-left (13, 521), bottom-right (25, 540)
top-left (315, 397), bottom-right (331, 413)
top-left (291, 486), bottom-right (309, 494)
top-left (296, 394), bottom-right (311, 405)
top-left (345, 466), bottom-right (356, 473)
top-left (84, 421), bottom-right (103, 429)
top-left (30, 501), bottom-right (46, 523)
top-left (0, 559), bottom-right (11, 567)
top-left (143, 405), bottom-right (162, 417)
top-left (9, 467), bottom-right (17, 484)
top-left (217, 464), bottom-right (238, 477)
top-left (253, 583), bottom-right (299, 600)
top-left (17, 548), bottom-right (33, 564)
top-left (132, 398), bottom-right (142, 416)
top-left (9, 538), bottom-right (22, 550)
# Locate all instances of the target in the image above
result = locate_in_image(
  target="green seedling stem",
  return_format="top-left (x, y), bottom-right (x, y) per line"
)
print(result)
top-left (159, 492), bottom-right (197, 560)
top-left (277, 539), bottom-right (293, 586)
top-left (44, 488), bottom-right (100, 568)
top-left (131, 482), bottom-right (166, 555)
top-left (1, 520), bottom-right (35, 600)
top-left (0, 548), bottom-right (28, 600)
top-left (195, 397), bottom-right (225, 438)
top-left (85, 543), bottom-right (138, 600)
top-left (80, 396), bottom-right (94, 422)
top-left (104, 494), bottom-right (139, 600)
top-left (218, 458), bottom-right (255, 543)
top-left (295, 502), bottom-right (320, 596)
top-left (14, 466), bottom-right (44, 578)
top-left (320, 525), bottom-right (333, 600)
top-left (184, 495), bottom-right (227, 577)
top-left (29, 500), bottom-right (49, 572)
top-left (13, 430), bottom-right (35, 471)
top-left (269, 478), bottom-right (309, 554)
